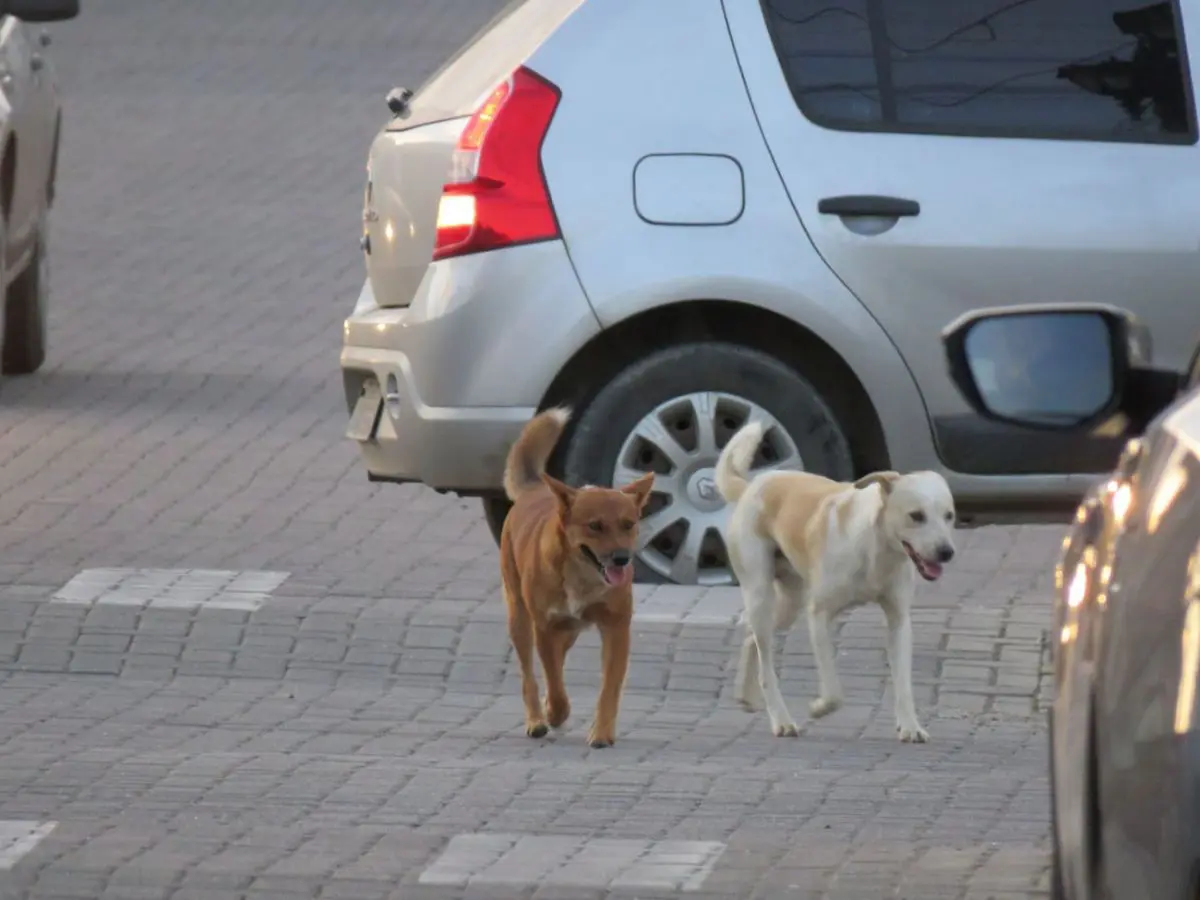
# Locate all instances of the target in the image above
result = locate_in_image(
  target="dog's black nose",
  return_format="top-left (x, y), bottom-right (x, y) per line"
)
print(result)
top-left (610, 550), bottom-right (632, 567)
top-left (937, 545), bottom-right (955, 564)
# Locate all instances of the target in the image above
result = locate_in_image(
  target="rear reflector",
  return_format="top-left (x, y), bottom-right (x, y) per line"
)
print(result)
top-left (433, 66), bottom-right (561, 261)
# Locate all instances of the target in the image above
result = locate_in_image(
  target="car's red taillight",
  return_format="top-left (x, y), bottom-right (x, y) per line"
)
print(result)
top-left (433, 66), bottom-right (562, 261)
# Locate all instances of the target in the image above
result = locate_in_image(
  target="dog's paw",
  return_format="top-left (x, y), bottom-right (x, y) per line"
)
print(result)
top-left (526, 721), bottom-right (549, 739)
top-left (545, 696), bottom-right (571, 729)
top-left (771, 720), bottom-right (799, 737)
top-left (587, 722), bottom-right (615, 748)
top-left (897, 723), bottom-right (929, 743)
top-left (585, 724), bottom-right (614, 748)
top-left (809, 696), bottom-right (842, 719)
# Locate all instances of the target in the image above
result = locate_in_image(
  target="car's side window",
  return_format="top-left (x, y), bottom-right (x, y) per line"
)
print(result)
top-left (759, 0), bottom-right (1196, 143)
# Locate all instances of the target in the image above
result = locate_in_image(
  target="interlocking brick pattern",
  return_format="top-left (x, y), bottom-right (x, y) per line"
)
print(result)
top-left (0, 0), bottom-right (1072, 897)
top-left (0, 548), bottom-right (1061, 898)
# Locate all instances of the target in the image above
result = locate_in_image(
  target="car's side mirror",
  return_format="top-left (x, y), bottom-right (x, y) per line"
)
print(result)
top-left (0, 0), bottom-right (78, 23)
top-left (942, 305), bottom-right (1164, 432)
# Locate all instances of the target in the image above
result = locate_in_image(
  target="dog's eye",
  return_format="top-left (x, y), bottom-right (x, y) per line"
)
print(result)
top-left (944, 511), bottom-right (954, 522)
top-left (909, 511), bottom-right (927, 524)
top-left (619, 519), bottom-right (635, 532)
top-left (588, 520), bottom-right (604, 533)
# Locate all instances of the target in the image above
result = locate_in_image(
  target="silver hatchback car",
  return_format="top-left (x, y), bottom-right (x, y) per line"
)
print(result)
top-left (341, 0), bottom-right (1200, 586)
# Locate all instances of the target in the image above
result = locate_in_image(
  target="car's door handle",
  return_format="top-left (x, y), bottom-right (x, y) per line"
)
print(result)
top-left (818, 195), bottom-right (921, 218)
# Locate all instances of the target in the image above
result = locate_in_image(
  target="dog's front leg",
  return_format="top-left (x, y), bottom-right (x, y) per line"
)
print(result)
top-left (881, 598), bottom-right (927, 742)
top-left (806, 602), bottom-right (844, 719)
top-left (506, 588), bottom-right (547, 738)
top-left (589, 614), bottom-right (631, 748)
top-left (537, 624), bottom-right (578, 728)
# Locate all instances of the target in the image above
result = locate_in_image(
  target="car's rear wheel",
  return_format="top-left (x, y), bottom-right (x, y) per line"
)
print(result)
top-left (2, 236), bottom-right (46, 376)
top-left (560, 342), bottom-right (854, 585)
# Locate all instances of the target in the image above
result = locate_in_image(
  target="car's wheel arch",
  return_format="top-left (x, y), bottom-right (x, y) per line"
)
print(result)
top-left (539, 297), bottom-right (892, 478)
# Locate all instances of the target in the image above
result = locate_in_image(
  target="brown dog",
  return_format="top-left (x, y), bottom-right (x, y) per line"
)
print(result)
top-left (499, 408), bottom-right (654, 747)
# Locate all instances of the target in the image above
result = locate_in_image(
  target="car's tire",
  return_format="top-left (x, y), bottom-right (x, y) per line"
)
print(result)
top-left (482, 495), bottom-right (511, 546)
top-left (561, 341), bottom-right (854, 586)
top-left (2, 236), bottom-right (45, 376)
top-left (1047, 708), bottom-right (1066, 900)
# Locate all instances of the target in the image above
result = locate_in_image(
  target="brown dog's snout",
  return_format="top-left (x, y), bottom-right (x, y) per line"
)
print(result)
top-left (608, 549), bottom-right (632, 568)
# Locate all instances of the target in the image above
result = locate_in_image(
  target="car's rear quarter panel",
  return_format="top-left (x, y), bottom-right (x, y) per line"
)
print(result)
top-left (346, 240), bottom-right (600, 408)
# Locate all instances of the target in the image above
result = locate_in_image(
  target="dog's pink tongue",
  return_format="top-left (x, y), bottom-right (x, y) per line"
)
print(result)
top-left (920, 559), bottom-right (943, 581)
top-left (603, 564), bottom-right (633, 587)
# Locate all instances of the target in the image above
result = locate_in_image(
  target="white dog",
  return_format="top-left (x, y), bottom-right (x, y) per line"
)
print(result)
top-left (715, 422), bottom-right (956, 742)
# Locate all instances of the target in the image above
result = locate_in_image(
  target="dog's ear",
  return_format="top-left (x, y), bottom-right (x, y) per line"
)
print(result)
top-left (541, 473), bottom-right (577, 516)
top-left (854, 471), bottom-right (901, 496)
top-left (620, 472), bottom-right (655, 511)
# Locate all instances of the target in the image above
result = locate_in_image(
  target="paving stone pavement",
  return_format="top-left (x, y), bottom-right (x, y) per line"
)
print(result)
top-left (0, 1), bottom-right (1071, 897)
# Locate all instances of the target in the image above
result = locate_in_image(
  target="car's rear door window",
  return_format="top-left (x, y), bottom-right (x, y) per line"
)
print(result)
top-left (759, 0), bottom-right (1196, 142)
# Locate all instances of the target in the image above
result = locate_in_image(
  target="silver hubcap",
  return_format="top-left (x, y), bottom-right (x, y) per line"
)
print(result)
top-left (612, 392), bottom-right (803, 585)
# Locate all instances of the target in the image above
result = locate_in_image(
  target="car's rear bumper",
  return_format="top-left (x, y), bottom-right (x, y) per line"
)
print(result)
top-left (339, 241), bottom-right (599, 492)
top-left (340, 340), bottom-right (533, 492)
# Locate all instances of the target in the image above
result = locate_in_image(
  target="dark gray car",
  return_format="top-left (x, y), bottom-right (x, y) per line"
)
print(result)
top-left (942, 304), bottom-right (1198, 899)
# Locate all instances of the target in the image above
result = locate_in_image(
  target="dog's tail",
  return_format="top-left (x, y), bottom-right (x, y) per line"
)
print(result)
top-left (715, 420), bottom-right (765, 504)
top-left (503, 407), bottom-right (572, 501)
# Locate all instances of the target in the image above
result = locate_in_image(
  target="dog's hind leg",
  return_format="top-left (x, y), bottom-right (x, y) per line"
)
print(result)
top-left (506, 586), bottom-right (547, 738)
top-left (772, 560), bottom-right (806, 633)
top-left (739, 559), bottom-right (804, 712)
top-left (806, 597), bottom-right (844, 720)
top-left (728, 522), bottom-right (760, 711)
top-left (882, 595), bottom-right (928, 743)
top-left (742, 553), bottom-right (798, 736)
top-left (734, 625), bottom-right (763, 712)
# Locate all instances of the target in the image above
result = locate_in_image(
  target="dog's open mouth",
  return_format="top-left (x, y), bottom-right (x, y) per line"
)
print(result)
top-left (601, 563), bottom-right (633, 587)
top-left (902, 542), bottom-right (943, 582)
top-left (581, 546), bottom-right (634, 587)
